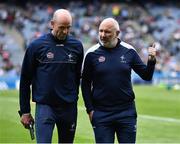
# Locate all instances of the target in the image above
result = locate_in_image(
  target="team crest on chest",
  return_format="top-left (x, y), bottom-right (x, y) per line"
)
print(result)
top-left (98, 56), bottom-right (105, 62)
top-left (120, 55), bottom-right (126, 63)
top-left (46, 52), bottom-right (54, 59)
top-left (68, 53), bottom-right (74, 62)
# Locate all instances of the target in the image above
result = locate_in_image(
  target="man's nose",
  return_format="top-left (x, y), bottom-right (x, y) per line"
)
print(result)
top-left (63, 28), bottom-right (68, 34)
top-left (101, 32), bottom-right (106, 38)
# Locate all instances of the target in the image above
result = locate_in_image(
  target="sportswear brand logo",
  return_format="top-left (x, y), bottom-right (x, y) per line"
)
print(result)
top-left (70, 122), bottom-right (76, 131)
top-left (120, 55), bottom-right (126, 63)
top-left (56, 44), bottom-right (64, 46)
top-left (134, 124), bottom-right (137, 132)
top-left (98, 56), bottom-right (105, 62)
top-left (46, 52), bottom-right (54, 59)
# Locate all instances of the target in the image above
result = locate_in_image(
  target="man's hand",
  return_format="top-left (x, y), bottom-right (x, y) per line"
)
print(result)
top-left (88, 110), bottom-right (94, 122)
top-left (148, 43), bottom-right (157, 61)
top-left (21, 113), bottom-right (34, 129)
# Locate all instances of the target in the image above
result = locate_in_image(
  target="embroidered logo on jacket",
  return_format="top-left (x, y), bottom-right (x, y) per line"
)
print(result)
top-left (120, 55), bottom-right (126, 63)
top-left (46, 52), bottom-right (54, 59)
top-left (98, 56), bottom-right (105, 62)
top-left (68, 53), bottom-right (74, 62)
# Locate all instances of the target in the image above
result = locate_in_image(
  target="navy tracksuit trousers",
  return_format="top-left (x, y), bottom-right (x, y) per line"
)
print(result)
top-left (91, 107), bottom-right (137, 143)
top-left (35, 102), bottom-right (77, 143)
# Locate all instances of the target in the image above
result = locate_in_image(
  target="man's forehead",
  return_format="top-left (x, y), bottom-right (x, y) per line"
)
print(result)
top-left (99, 18), bottom-right (119, 31)
top-left (53, 11), bottom-right (72, 25)
top-left (99, 22), bottom-right (115, 30)
top-left (56, 23), bottom-right (72, 27)
top-left (54, 17), bottom-right (72, 25)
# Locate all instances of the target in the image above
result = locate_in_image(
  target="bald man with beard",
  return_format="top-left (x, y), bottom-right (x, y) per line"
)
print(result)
top-left (81, 18), bottom-right (156, 143)
top-left (19, 9), bottom-right (84, 143)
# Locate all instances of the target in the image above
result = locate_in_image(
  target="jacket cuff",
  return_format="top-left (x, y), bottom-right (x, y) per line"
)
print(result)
top-left (86, 108), bottom-right (93, 114)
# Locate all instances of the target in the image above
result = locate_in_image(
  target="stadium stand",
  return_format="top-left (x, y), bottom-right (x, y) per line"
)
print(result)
top-left (0, 0), bottom-right (179, 89)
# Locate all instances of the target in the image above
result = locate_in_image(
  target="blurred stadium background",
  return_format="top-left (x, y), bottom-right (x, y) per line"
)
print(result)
top-left (0, 0), bottom-right (180, 143)
top-left (0, 0), bottom-right (180, 89)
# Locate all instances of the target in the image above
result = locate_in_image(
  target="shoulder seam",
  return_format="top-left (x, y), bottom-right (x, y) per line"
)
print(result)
top-left (81, 43), bottom-right (100, 73)
top-left (120, 41), bottom-right (136, 51)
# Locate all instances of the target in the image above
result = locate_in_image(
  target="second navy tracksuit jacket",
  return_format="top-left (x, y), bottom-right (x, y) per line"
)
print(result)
top-left (81, 39), bottom-right (156, 113)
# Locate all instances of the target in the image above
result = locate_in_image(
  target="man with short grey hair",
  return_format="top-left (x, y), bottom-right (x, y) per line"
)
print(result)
top-left (81, 17), bottom-right (156, 143)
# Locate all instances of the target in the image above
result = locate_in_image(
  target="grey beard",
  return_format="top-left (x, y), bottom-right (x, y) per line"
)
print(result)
top-left (99, 38), bottom-right (117, 48)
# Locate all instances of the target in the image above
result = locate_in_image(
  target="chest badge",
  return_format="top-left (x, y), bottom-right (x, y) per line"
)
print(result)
top-left (120, 55), bottom-right (126, 63)
top-left (98, 56), bottom-right (106, 62)
top-left (68, 53), bottom-right (74, 62)
top-left (47, 52), bottom-right (54, 59)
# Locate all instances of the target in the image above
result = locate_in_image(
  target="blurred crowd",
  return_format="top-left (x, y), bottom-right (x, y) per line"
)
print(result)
top-left (0, 25), bottom-right (21, 77)
top-left (0, 1), bottom-right (179, 80)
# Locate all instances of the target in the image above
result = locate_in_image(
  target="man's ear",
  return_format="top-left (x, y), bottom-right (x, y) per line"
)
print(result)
top-left (50, 20), bottom-right (54, 29)
top-left (116, 30), bottom-right (120, 37)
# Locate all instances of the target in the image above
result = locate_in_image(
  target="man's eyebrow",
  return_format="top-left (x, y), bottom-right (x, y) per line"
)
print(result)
top-left (57, 25), bottom-right (72, 27)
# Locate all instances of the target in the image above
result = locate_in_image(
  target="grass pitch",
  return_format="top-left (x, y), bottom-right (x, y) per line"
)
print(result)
top-left (0, 85), bottom-right (180, 143)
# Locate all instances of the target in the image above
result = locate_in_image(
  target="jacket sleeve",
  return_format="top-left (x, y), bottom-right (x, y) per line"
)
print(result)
top-left (76, 43), bottom-right (84, 94)
top-left (19, 43), bottom-right (37, 114)
top-left (131, 50), bottom-right (156, 81)
top-left (81, 53), bottom-right (94, 113)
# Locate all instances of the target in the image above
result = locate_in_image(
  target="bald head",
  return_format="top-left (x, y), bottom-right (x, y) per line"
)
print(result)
top-left (99, 18), bottom-right (120, 31)
top-left (51, 9), bottom-right (72, 40)
top-left (52, 9), bottom-right (72, 24)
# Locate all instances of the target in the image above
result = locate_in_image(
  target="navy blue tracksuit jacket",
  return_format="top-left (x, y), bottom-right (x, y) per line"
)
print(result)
top-left (81, 40), bottom-right (156, 114)
top-left (19, 33), bottom-right (84, 114)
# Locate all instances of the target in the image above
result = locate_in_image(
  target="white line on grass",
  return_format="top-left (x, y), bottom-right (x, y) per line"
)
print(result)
top-left (139, 115), bottom-right (180, 123)
top-left (2, 97), bottom-right (180, 124)
top-left (78, 106), bottom-right (180, 123)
